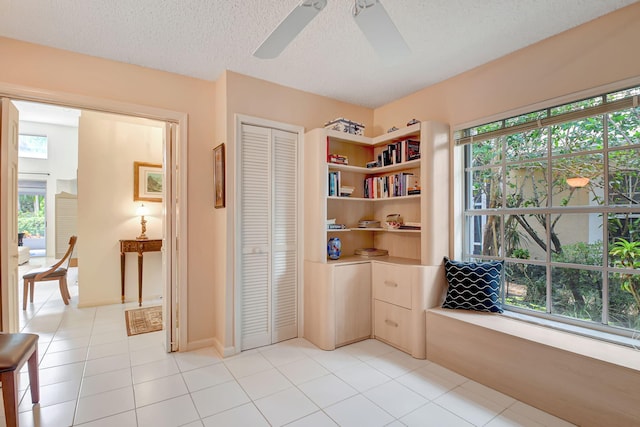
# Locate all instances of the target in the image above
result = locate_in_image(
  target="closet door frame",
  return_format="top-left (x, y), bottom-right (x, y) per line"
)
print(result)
top-left (234, 114), bottom-right (304, 352)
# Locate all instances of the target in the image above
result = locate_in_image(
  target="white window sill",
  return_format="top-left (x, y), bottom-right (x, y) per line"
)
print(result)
top-left (428, 307), bottom-right (640, 372)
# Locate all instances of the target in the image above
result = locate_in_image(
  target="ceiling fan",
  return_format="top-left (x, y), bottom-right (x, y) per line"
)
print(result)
top-left (253, 0), bottom-right (410, 60)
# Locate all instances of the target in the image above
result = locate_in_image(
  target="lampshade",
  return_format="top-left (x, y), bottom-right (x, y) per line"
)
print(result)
top-left (566, 177), bottom-right (590, 188)
top-left (136, 204), bottom-right (149, 216)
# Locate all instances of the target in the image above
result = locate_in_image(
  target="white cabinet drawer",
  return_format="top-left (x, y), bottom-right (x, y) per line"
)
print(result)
top-left (373, 300), bottom-right (412, 352)
top-left (372, 263), bottom-right (413, 308)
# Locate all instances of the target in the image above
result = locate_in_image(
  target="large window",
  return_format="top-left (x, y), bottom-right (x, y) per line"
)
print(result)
top-left (457, 84), bottom-right (640, 338)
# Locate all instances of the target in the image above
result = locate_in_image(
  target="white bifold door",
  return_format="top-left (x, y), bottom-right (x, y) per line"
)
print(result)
top-left (239, 123), bottom-right (298, 351)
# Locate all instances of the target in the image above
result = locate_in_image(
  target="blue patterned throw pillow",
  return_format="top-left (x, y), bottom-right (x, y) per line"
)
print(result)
top-left (442, 257), bottom-right (504, 313)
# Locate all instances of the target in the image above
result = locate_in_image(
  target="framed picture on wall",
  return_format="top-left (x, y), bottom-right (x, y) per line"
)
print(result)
top-left (134, 161), bottom-right (162, 202)
top-left (213, 143), bottom-right (225, 208)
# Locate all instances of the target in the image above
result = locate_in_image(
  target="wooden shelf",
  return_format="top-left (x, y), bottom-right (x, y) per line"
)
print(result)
top-left (327, 194), bottom-right (420, 202)
top-left (328, 158), bottom-right (420, 174)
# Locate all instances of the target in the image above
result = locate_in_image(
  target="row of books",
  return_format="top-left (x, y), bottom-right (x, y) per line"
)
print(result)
top-left (367, 139), bottom-right (420, 168)
top-left (328, 171), bottom-right (341, 197)
top-left (363, 173), bottom-right (420, 199)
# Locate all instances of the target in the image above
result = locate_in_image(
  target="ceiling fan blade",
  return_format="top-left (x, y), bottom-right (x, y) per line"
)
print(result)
top-left (254, 0), bottom-right (328, 59)
top-left (353, 0), bottom-right (410, 60)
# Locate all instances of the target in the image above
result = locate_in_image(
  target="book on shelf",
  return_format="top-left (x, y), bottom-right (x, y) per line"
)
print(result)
top-left (328, 171), bottom-right (341, 197)
top-left (327, 224), bottom-right (347, 230)
top-left (328, 153), bottom-right (349, 165)
top-left (363, 172), bottom-right (418, 199)
top-left (406, 139), bottom-right (420, 161)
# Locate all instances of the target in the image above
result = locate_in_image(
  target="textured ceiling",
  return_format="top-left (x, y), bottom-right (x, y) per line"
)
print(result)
top-left (0, 0), bottom-right (637, 108)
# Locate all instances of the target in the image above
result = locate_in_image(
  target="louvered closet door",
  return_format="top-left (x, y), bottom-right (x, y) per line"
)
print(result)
top-left (271, 129), bottom-right (298, 342)
top-left (239, 124), bottom-right (298, 350)
top-left (240, 125), bottom-right (272, 350)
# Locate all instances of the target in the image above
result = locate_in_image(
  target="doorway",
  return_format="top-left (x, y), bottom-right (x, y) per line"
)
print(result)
top-left (1, 94), bottom-right (186, 352)
top-left (18, 179), bottom-right (47, 258)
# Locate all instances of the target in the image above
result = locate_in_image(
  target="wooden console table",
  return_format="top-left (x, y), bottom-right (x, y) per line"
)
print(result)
top-left (120, 239), bottom-right (162, 306)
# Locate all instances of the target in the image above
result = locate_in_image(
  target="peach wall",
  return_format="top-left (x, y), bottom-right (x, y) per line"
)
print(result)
top-left (373, 2), bottom-right (640, 133)
top-left (0, 37), bottom-right (216, 346)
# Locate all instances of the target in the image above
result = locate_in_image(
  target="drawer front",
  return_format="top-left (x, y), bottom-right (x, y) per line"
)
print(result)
top-left (373, 300), bottom-right (412, 352)
top-left (372, 263), bottom-right (413, 308)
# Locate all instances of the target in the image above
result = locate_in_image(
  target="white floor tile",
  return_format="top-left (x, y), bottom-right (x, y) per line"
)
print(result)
top-left (333, 361), bottom-right (392, 392)
top-left (254, 387), bottom-right (319, 427)
top-left (35, 361), bottom-right (84, 387)
top-left (201, 402), bottom-right (270, 427)
top-left (87, 339), bottom-right (129, 360)
top-left (133, 373), bottom-right (189, 407)
top-left (325, 394), bottom-right (394, 427)
top-left (298, 374), bottom-right (358, 409)
top-left (84, 353), bottom-right (131, 377)
top-left (19, 378), bottom-right (80, 411)
top-left (363, 380), bottom-right (428, 418)
top-left (400, 402), bottom-right (473, 426)
top-left (79, 368), bottom-right (133, 398)
top-left (396, 365), bottom-right (462, 400)
top-left (259, 345), bottom-right (308, 367)
top-left (341, 339), bottom-right (396, 361)
top-left (190, 379), bottom-right (251, 418)
top-left (277, 356), bottom-right (329, 385)
top-left (224, 352), bottom-right (273, 379)
top-left (74, 386), bottom-right (135, 424)
top-left (181, 362), bottom-right (234, 392)
top-left (236, 367), bottom-right (293, 400)
top-left (130, 344), bottom-right (171, 366)
top-left (365, 350), bottom-right (428, 378)
top-left (311, 349), bottom-right (361, 372)
top-left (39, 347), bottom-right (88, 369)
top-left (131, 357), bottom-right (180, 384)
top-left (18, 400), bottom-right (76, 427)
top-left (72, 410), bottom-right (138, 427)
top-left (136, 394), bottom-right (200, 427)
top-left (173, 346), bottom-right (222, 372)
top-left (286, 410), bottom-right (339, 427)
top-left (46, 336), bottom-right (91, 353)
top-left (434, 385), bottom-right (508, 426)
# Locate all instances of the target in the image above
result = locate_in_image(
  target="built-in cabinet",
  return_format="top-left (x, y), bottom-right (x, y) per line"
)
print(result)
top-left (303, 121), bottom-right (450, 358)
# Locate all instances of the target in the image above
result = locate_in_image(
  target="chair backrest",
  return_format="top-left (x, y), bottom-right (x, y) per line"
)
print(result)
top-left (33, 236), bottom-right (77, 281)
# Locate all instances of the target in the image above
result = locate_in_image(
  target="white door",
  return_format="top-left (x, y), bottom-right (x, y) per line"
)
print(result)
top-left (239, 124), bottom-right (298, 350)
top-left (163, 122), bottom-right (178, 351)
top-left (0, 99), bottom-right (20, 332)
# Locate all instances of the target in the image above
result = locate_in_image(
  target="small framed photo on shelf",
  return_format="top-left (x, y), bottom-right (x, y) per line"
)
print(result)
top-left (213, 143), bottom-right (226, 208)
top-left (133, 161), bottom-right (162, 202)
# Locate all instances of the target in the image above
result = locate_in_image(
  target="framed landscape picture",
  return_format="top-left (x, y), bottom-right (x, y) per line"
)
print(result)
top-left (134, 161), bottom-right (162, 202)
top-left (213, 143), bottom-right (225, 208)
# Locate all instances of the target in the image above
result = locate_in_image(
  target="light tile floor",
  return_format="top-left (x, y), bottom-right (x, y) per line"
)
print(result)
top-left (7, 259), bottom-right (576, 426)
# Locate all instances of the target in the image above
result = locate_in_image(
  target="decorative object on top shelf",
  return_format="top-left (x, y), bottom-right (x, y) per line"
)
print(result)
top-left (324, 118), bottom-right (365, 135)
top-left (213, 143), bottom-right (226, 208)
top-left (327, 237), bottom-right (342, 260)
top-left (385, 213), bottom-right (403, 229)
top-left (387, 126), bottom-right (399, 133)
top-left (406, 118), bottom-right (420, 126)
top-left (354, 247), bottom-right (388, 257)
top-left (358, 219), bottom-right (381, 228)
top-left (339, 186), bottom-right (354, 197)
top-left (136, 203), bottom-right (149, 240)
top-left (133, 161), bottom-right (162, 202)
top-left (328, 153), bottom-right (349, 165)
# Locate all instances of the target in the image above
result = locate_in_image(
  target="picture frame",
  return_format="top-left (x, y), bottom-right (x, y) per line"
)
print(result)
top-left (213, 143), bottom-right (226, 208)
top-left (133, 161), bottom-right (162, 202)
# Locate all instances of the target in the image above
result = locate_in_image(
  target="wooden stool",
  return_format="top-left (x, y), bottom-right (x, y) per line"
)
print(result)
top-left (0, 334), bottom-right (39, 427)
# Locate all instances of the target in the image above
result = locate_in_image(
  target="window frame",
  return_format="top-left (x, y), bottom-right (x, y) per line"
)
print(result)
top-left (455, 81), bottom-right (640, 341)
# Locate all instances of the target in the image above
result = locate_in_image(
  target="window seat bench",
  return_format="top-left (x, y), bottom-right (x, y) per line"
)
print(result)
top-left (426, 307), bottom-right (640, 427)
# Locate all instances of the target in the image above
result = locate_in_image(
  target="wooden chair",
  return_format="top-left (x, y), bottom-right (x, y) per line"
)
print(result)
top-left (0, 333), bottom-right (39, 427)
top-left (22, 236), bottom-right (77, 310)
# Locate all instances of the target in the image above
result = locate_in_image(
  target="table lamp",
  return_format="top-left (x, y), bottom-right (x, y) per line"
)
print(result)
top-left (136, 203), bottom-right (149, 240)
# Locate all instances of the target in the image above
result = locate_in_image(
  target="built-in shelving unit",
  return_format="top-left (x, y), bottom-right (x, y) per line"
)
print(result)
top-left (303, 121), bottom-right (450, 358)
